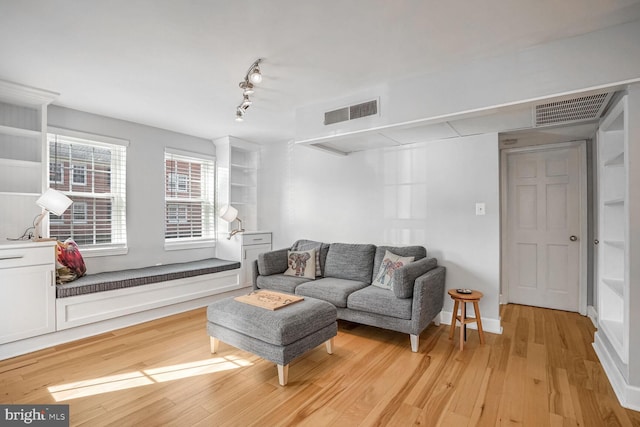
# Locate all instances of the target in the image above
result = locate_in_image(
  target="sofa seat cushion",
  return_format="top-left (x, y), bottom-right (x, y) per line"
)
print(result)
top-left (347, 286), bottom-right (413, 320)
top-left (295, 277), bottom-right (369, 308)
top-left (324, 243), bottom-right (376, 283)
top-left (256, 274), bottom-right (310, 294)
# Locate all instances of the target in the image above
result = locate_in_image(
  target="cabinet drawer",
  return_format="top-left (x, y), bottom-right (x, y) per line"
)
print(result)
top-left (0, 246), bottom-right (54, 269)
top-left (242, 233), bottom-right (272, 246)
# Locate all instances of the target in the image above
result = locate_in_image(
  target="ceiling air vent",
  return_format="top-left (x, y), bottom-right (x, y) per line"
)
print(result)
top-left (324, 99), bottom-right (378, 125)
top-left (535, 92), bottom-right (612, 126)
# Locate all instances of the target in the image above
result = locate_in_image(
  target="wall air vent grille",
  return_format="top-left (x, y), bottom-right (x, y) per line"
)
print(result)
top-left (535, 92), bottom-right (612, 126)
top-left (350, 100), bottom-right (378, 120)
top-left (324, 99), bottom-right (378, 125)
top-left (324, 107), bottom-right (349, 125)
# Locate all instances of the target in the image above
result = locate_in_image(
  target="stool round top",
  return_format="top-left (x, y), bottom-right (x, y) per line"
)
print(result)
top-left (448, 288), bottom-right (483, 301)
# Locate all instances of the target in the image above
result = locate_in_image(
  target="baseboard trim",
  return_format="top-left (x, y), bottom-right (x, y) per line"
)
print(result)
top-left (439, 310), bottom-right (502, 335)
top-left (593, 332), bottom-right (640, 411)
top-left (587, 305), bottom-right (598, 328)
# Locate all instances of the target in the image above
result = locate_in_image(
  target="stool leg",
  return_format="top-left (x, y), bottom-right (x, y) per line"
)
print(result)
top-left (325, 338), bottom-right (334, 355)
top-left (473, 301), bottom-right (485, 344)
top-left (277, 364), bottom-right (289, 386)
top-left (210, 337), bottom-right (219, 354)
top-left (449, 299), bottom-right (459, 340)
top-left (459, 302), bottom-right (466, 351)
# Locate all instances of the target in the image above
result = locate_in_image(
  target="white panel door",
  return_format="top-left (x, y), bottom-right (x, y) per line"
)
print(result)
top-left (507, 145), bottom-right (582, 311)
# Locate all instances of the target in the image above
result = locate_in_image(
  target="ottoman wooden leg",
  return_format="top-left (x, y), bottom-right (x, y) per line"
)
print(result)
top-left (325, 338), bottom-right (334, 354)
top-left (210, 337), bottom-right (219, 354)
top-left (277, 364), bottom-right (289, 386)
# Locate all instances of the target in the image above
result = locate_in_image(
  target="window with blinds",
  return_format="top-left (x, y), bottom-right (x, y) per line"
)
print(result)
top-left (164, 148), bottom-right (216, 247)
top-left (48, 131), bottom-right (127, 252)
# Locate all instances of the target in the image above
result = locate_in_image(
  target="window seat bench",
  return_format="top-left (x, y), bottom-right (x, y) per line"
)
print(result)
top-left (56, 258), bottom-right (241, 298)
top-left (55, 258), bottom-right (243, 331)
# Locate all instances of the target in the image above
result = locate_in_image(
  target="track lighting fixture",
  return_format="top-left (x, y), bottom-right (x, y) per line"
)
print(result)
top-left (235, 59), bottom-right (262, 121)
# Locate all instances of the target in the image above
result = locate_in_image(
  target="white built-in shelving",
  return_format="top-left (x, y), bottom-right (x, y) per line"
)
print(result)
top-left (0, 80), bottom-right (58, 240)
top-left (214, 136), bottom-right (259, 232)
top-left (596, 94), bottom-right (628, 365)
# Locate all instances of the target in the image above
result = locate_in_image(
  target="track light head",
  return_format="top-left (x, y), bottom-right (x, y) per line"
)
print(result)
top-left (248, 66), bottom-right (262, 84)
top-left (234, 58), bottom-right (263, 121)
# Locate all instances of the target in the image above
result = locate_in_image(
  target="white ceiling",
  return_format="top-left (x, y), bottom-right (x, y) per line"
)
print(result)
top-left (1, 0), bottom-right (639, 144)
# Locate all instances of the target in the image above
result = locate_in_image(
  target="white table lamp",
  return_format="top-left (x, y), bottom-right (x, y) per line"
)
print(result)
top-left (219, 205), bottom-right (244, 239)
top-left (34, 188), bottom-right (73, 240)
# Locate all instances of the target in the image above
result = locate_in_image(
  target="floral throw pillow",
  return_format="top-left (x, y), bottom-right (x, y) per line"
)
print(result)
top-left (372, 250), bottom-right (414, 290)
top-left (56, 238), bottom-right (87, 284)
top-left (283, 249), bottom-right (316, 280)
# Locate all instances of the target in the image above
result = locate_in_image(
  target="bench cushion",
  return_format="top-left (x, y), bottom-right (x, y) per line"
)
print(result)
top-left (207, 296), bottom-right (336, 346)
top-left (56, 258), bottom-right (240, 298)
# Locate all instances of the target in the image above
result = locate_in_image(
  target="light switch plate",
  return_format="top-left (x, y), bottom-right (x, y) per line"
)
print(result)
top-left (475, 202), bottom-right (486, 216)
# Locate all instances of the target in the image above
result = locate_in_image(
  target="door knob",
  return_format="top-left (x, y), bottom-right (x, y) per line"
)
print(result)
top-left (570, 235), bottom-right (578, 242)
top-left (594, 239), bottom-right (599, 245)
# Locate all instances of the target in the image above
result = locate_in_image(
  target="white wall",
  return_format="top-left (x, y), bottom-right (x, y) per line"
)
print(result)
top-left (296, 20), bottom-right (640, 142)
top-left (259, 133), bottom-right (501, 329)
top-left (48, 106), bottom-right (216, 273)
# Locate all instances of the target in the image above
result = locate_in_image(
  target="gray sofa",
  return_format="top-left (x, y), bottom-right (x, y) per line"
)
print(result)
top-left (252, 240), bottom-right (446, 352)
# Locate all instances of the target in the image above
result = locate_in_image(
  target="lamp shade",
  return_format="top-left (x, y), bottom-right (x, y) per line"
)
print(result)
top-left (36, 188), bottom-right (73, 216)
top-left (219, 205), bottom-right (239, 223)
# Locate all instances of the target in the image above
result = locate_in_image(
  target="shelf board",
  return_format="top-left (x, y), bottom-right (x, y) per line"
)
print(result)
top-left (0, 158), bottom-right (41, 168)
top-left (602, 278), bottom-right (624, 298)
top-left (0, 191), bottom-right (40, 197)
top-left (230, 183), bottom-right (256, 188)
top-left (604, 152), bottom-right (624, 167)
top-left (603, 239), bottom-right (624, 249)
top-left (0, 124), bottom-right (40, 138)
top-left (599, 319), bottom-right (626, 362)
top-left (230, 163), bottom-right (256, 170)
top-left (604, 198), bottom-right (625, 206)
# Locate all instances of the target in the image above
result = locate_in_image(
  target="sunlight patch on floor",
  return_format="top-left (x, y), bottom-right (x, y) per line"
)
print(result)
top-left (48, 356), bottom-right (253, 401)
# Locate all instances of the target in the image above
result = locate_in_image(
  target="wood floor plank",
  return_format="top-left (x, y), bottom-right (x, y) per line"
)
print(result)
top-left (1, 304), bottom-right (638, 426)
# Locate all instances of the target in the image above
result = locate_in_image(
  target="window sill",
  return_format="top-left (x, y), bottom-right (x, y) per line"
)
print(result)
top-left (164, 239), bottom-right (216, 251)
top-left (80, 246), bottom-right (129, 257)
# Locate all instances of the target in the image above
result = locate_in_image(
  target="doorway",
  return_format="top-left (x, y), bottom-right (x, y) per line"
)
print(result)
top-left (501, 141), bottom-right (587, 314)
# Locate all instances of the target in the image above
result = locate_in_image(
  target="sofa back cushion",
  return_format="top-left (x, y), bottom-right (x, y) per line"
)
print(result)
top-left (324, 243), bottom-right (376, 283)
top-left (291, 239), bottom-right (330, 277)
top-left (372, 246), bottom-right (426, 277)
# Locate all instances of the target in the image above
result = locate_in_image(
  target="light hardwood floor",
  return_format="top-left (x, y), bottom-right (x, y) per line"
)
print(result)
top-left (1, 304), bottom-right (639, 426)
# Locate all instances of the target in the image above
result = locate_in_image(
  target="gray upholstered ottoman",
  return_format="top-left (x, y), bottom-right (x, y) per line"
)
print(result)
top-left (206, 296), bottom-right (337, 385)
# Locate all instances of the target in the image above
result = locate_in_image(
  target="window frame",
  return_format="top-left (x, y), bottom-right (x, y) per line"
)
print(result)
top-left (48, 127), bottom-right (129, 257)
top-left (164, 147), bottom-right (216, 251)
top-left (72, 163), bottom-right (87, 186)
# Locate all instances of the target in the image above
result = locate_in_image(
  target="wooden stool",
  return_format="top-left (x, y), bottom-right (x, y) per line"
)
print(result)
top-left (448, 289), bottom-right (485, 351)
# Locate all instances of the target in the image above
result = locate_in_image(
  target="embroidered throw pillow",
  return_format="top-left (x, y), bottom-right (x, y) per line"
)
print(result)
top-left (283, 249), bottom-right (316, 280)
top-left (372, 250), bottom-right (414, 290)
top-left (56, 238), bottom-right (87, 284)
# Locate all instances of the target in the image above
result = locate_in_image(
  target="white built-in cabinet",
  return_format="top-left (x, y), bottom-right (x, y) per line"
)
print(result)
top-left (0, 80), bottom-right (58, 240)
top-left (217, 232), bottom-right (272, 287)
top-left (0, 241), bottom-right (57, 344)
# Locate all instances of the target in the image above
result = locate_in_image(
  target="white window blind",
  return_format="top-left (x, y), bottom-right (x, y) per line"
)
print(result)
top-left (48, 132), bottom-right (127, 252)
top-left (164, 148), bottom-right (215, 247)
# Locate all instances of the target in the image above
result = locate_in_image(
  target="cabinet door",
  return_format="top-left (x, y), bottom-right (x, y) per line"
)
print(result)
top-left (0, 264), bottom-right (55, 344)
top-left (242, 243), bottom-right (272, 287)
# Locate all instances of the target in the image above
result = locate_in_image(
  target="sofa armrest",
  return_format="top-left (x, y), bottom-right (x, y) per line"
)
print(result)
top-left (392, 257), bottom-right (438, 298)
top-left (257, 248), bottom-right (289, 276)
top-left (252, 260), bottom-right (259, 290)
top-left (410, 266), bottom-right (446, 335)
